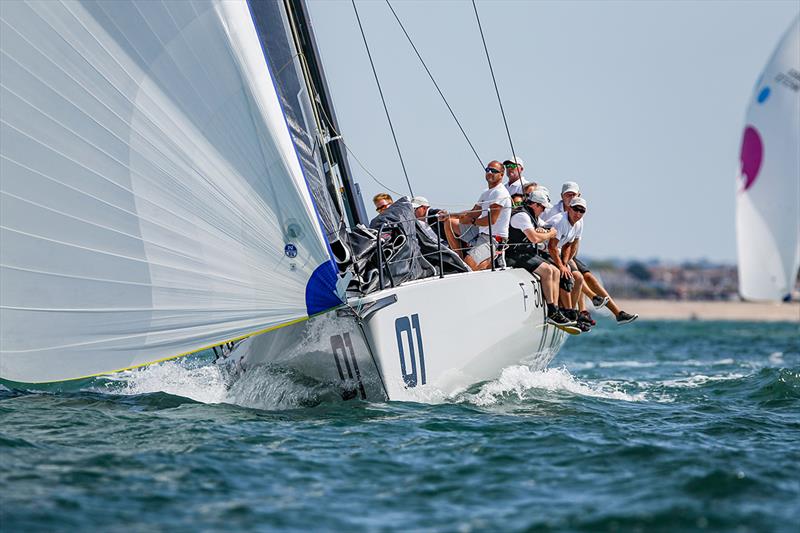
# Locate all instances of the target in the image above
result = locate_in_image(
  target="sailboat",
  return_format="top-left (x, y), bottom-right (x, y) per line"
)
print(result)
top-left (736, 15), bottom-right (800, 302)
top-left (0, 0), bottom-right (565, 401)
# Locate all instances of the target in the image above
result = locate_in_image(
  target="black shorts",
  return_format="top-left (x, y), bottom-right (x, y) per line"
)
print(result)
top-left (542, 251), bottom-right (580, 272)
top-left (573, 257), bottom-right (591, 274)
top-left (507, 253), bottom-right (546, 272)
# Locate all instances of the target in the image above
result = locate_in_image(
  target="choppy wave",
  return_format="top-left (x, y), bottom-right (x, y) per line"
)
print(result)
top-left (99, 359), bottom-right (229, 404)
top-left (2, 320), bottom-right (799, 532)
top-left (457, 365), bottom-right (646, 405)
top-left (95, 358), bottom-right (349, 411)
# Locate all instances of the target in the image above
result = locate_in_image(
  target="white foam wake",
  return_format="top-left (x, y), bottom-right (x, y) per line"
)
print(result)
top-left (460, 365), bottom-right (645, 406)
top-left (101, 359), bottom-right (228, 404)
top-left (97, 361), bottom-right (647, 409)
top-left (98, 357), bottom-right (341, 410)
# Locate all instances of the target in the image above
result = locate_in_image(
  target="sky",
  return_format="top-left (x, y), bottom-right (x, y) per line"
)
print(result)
top-left (306, 0), bottom-right (799, 263)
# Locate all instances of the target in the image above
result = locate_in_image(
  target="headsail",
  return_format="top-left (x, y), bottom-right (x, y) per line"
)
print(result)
top-left (0, 0), bottom-right (341, 383)
top-left (735, 15), bottom-right (800, 301)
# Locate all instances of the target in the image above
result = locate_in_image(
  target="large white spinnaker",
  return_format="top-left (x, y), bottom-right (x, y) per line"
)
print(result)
top-left (0, 0), bottom-right (341, 383)
top-left (736, 16), bottom-right (800, 301)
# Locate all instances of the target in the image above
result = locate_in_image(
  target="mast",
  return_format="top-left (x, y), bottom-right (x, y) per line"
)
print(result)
top-left (284, 0), bottom-right (368, 227)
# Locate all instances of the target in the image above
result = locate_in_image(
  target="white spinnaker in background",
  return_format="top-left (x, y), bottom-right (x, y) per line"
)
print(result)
top-left (0, 0), bottom-right (334, 383)
top-left (736, 16), bottom-right (800, 301)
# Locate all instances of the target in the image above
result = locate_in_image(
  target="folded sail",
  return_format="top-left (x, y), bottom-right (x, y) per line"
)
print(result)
top-left (735, 16), bottom-right (800, 301)
top-left (0, 0), bottom-right (341, 383)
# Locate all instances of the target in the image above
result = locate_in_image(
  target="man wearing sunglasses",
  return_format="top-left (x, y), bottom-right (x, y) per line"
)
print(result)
top-left (373, 193), bottom-right (393, 214)
top-left (543, 183), bottom-right (638, 326)
top-left (507, 190), bottom-right (574, 327)
top-left (547, 197), bottom-right (590, 329)
top-left (503, 156), bottom-right (535, 197)
top-left (443, 160), bottom-right (511, 270)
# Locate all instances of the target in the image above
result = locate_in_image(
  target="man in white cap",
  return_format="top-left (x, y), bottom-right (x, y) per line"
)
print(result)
top-left (506, 190), bottom-right (573, 327)
top-left (411, 195), bottom-right (448, 243)
top-left (444, 160), bottom-right (511, 270)
top-left (547, 196), bottom-right (589, 329)
top-left (542, 181), bottom-right (579, 222)
top-left (503, 156), bottom-right (533, 196)
top-left (543, 182), bottom-right (638, 326)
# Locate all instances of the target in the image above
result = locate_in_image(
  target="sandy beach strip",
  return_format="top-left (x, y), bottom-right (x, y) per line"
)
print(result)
top-left (613, 299), bottom-right (800, 323)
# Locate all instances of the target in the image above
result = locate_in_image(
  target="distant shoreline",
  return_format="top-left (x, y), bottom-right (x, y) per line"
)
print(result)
top-left (614, 299), bottom-right (800, 323)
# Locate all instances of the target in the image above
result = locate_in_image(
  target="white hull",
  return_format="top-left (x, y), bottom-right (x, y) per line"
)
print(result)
top-left (218, 268), bottom-right (566, 401)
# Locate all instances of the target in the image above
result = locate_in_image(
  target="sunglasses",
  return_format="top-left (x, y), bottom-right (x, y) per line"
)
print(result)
top-left (572, 207), bottom-right (586, 214)
top-left (527, 201), bottom-right (544, 208)
top-left (376, 204), bottom-right (390, 212)
top-left (485, 167), bottom-right (502, 174)
top-left (504, 163), bottom-right (519, 169)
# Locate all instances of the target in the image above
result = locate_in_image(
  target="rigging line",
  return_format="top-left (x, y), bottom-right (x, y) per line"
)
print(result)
top-left (351, 0), bottom-right (414, 197)
top-left (309, 81), bottom-right (405, 197)
top-left (471, 0), bottom-right (518, 163)
top-left (340, 139), bottom-right (405, 197)
top-left (289, 53), bottom-right (403, 199)
top-left (385, 0), bottom-right (484, 168)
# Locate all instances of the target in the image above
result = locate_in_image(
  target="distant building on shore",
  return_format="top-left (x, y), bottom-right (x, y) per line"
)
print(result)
top-left (586, 259), bottom-right (799, 302)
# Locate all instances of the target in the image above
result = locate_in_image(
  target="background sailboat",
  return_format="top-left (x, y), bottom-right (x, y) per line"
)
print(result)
top-left (736, 15), bottom-right (800, 302)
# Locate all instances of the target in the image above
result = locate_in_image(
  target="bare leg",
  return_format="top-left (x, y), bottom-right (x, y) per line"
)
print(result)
top-left (465, 255), bottom-right (484, 271)
top-left (570, 272), bottom-right (584, 310)
top-left (443, 217), bottom-right (464, 259)
top-left (475, 258), bottom-right (492, 271)
top-left (534, 263), bottom-right (558, 305)
top-left (584, 271), bottom-right (621, 315)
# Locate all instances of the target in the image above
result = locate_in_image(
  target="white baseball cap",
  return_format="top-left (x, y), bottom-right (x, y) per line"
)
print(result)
top-left (526, 190), bottom-right (552, 209)
top-left (503, 156), bottom-right (525, 168)
top-left (570, 197), bottom-right (587, 210)
top-left (562, 181), bottom-right (580, 194)
top-left (410, 196), bottom-right (430, 208)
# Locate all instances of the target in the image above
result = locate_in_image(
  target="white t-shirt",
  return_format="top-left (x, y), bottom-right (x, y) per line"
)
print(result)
top-left (542, 200), bottom-right (565, 224)
top-left (548, 212), bottom-right (582, 250)
top-left (477, 184), bottom-right (512, 238)
top-left (510, 210), bottom-right (546, 250)
top-left (505, 176), bottom-right (529, 196)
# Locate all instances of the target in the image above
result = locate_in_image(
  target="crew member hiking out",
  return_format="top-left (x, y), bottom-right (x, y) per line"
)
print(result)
top-left (547, 196), bottom-right (590, 331)
top-left (506, 190), bottom-right (574, 327)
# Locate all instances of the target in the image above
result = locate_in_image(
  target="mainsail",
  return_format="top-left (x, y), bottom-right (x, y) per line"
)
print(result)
top-left (0, 0), bottom-right (342, 383)
top-left (736, 16), bottom-right (800, 301)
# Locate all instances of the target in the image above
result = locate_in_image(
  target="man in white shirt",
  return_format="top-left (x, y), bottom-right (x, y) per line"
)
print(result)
top-left (544, 182), bottom-right (638, 326)
top-left (542, 181), bottom-right (579, 222)
top-left (444, 160), bottom-right (512, 270)
top-left (503, 156), bottom-right (531, 196)
top-left (547, 197), bottom-right (588, 326)
top-left (506, 190), bottom-right (573, 326)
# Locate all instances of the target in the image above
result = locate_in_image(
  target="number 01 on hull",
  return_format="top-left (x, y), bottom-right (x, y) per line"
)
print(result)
top-left (218, 268), bottom-right (567, 402)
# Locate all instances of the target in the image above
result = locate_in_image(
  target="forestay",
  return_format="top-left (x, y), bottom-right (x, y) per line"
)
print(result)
top-left (736, 16), bottom-right (800, 301)
top-left (0, 0), bottom-right (341, 383)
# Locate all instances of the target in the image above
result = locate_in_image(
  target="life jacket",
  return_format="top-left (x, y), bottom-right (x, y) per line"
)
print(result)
top-left (506, 205), bottom-right (541, 260)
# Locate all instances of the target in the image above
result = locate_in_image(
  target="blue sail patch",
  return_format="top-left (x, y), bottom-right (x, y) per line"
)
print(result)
top-left (305, 261), bottom-right (342, 315)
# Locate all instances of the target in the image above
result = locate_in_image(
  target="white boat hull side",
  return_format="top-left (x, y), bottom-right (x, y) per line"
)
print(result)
top-left (217, 311), bottom-right (386, 401)
top-left (221, 269), bottom-right (565, 402)
top-left (358, 269), bottom-right (565, 401)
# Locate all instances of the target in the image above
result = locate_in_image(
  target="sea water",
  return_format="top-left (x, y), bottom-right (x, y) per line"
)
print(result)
top-left (1, 320), bottom-right (798, 531)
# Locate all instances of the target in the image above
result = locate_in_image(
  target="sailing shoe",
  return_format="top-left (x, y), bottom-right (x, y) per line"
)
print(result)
top-left (576, 320), bottom-right (592, 333)
top-left (591, 295), bottom-right (610, 309)
top-left (579, 310), bottom-right (596, 327)
top-left (616, 310), bottom-right (639, 325)
top-left (547, 309), bottom-right (572, 326)
top-left (561, 308), bottom-right (579, 324)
